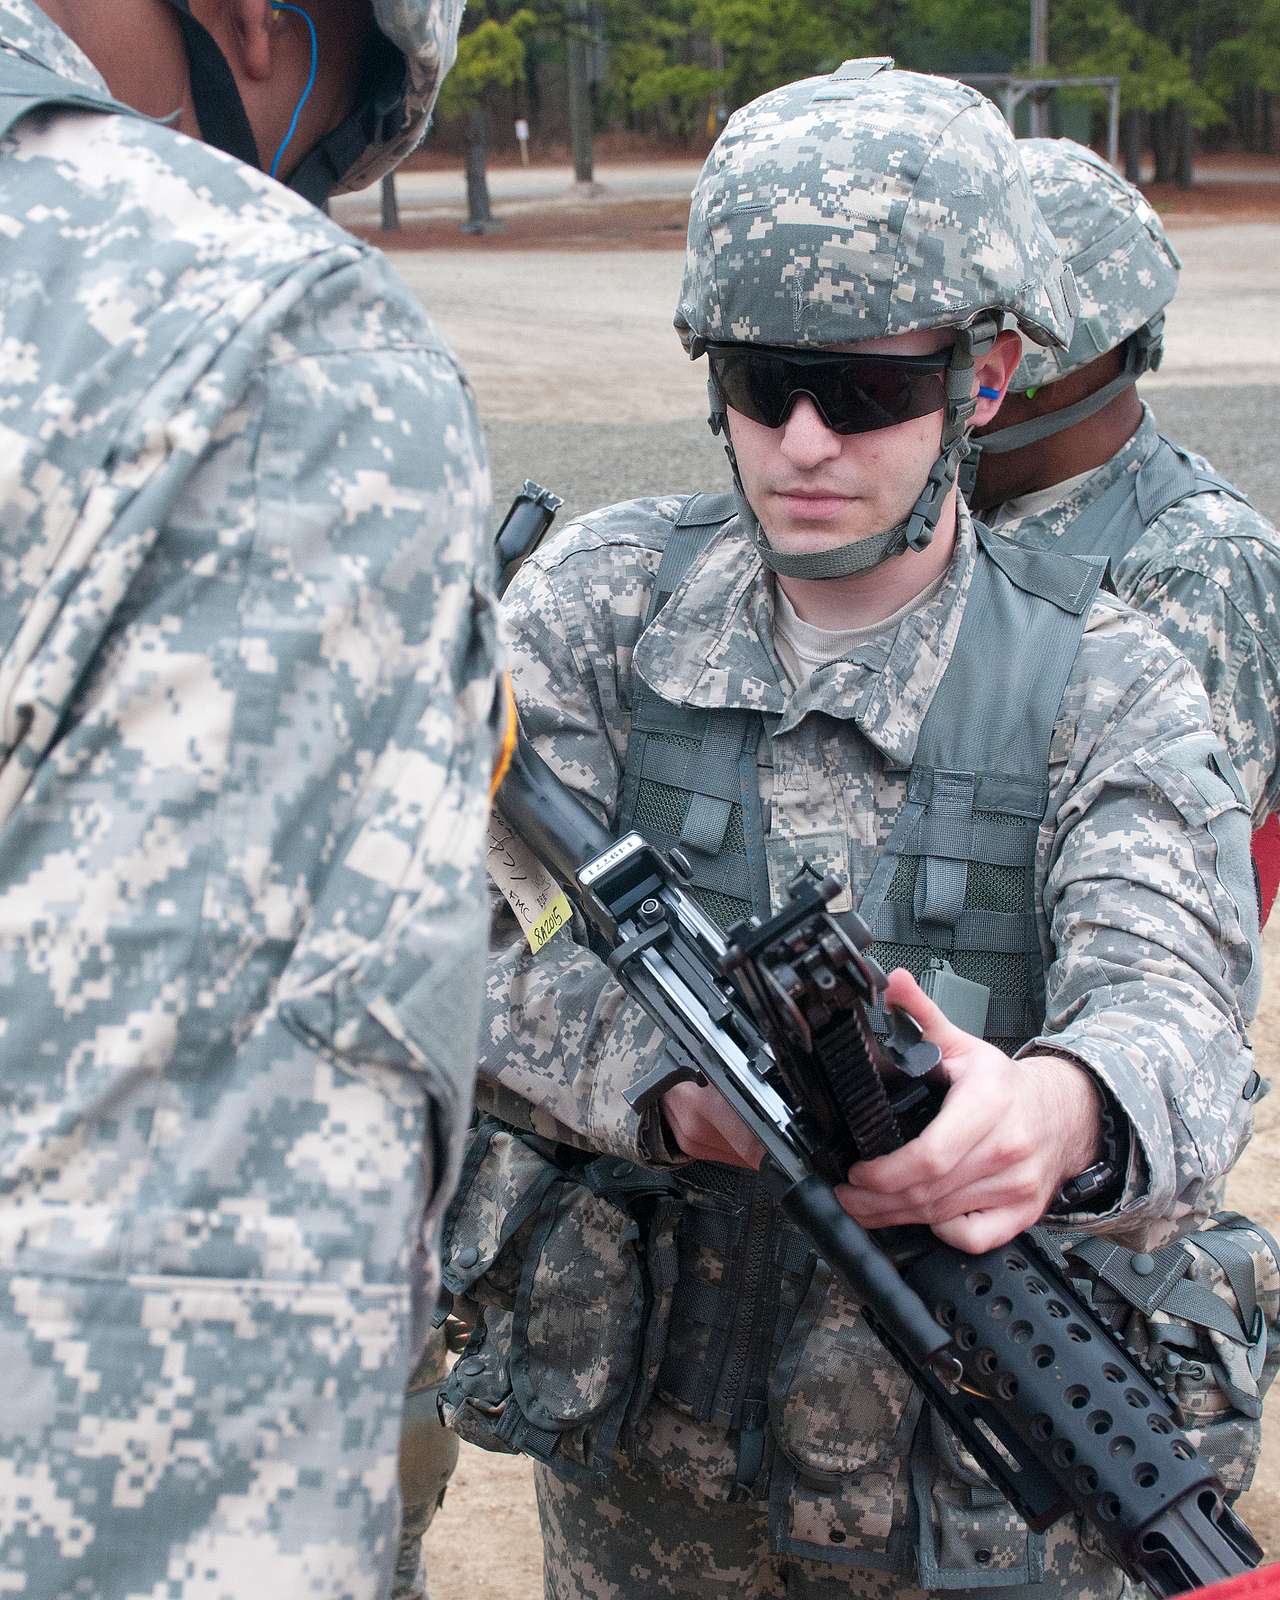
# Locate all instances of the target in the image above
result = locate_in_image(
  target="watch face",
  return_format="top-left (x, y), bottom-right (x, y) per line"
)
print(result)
top-left (1058, 1158), bottom-right (1122, 1212)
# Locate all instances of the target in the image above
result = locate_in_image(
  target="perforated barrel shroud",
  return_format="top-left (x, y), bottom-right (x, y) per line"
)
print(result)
top-left (902, 1233), bottom-right (1258, 1586)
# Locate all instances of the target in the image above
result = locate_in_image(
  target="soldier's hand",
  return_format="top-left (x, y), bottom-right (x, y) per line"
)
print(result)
top-left (660, 1079), bottom-right (765, 1170)
top-left (834, 968), bottom-right (1103, 1253)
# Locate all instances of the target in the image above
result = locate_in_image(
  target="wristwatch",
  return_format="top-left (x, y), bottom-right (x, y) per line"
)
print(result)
top-left (1055, 1075), bottom-right (1128, 1213)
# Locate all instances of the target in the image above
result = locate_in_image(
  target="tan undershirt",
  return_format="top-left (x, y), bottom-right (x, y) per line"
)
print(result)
top-left (772, 572), bottom-right (948, 691)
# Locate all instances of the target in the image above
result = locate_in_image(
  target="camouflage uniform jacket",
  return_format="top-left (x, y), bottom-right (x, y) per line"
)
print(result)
top-left (475, 491), bottom-right (1259, 1572)
top-left (992, 405), bottom-right (1280, 824)
top-left (0, 6), bottom-right (500, 1595)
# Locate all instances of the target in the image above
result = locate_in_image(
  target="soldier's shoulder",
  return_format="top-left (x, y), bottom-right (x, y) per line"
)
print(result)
top-left (14, 102), bottom-right (438, 357)
top-left (526, 494), bottom-right (704, 575)
top-left (1075, 587), bottom-right (1191, 689)
top-left (1131, 481), bottom-right (1280, 572)
top-left (1052, 589), bottom-right (1216, 777)
top-left (1117, 479), bottom-right (1280, 647)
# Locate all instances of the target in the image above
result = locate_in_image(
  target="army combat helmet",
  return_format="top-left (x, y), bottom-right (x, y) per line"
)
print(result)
top-left (159, 0), bottom-right (463, 205)
top-left (674, 59), bottom-right (1078, 577)
top-left (974, 137), bottom-right (1181, 460)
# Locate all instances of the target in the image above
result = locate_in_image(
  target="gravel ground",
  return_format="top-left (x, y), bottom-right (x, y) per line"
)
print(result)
top-left (485, 381), bottom-right (1280, 535)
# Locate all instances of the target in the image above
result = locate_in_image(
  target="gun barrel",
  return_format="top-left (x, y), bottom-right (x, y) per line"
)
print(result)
top-left (778, 1173), bottom-right (953, 1371)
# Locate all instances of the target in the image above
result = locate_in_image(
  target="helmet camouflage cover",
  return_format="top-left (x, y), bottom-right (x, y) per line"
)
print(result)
top-left (1011, 137), bottom-right (1181, 392)
top-left (335, 0), bottom-right (466, 192)
top-left (157, 0), bottom-right (464, 201)
top-left (675, 60), bottom-right (1076, 357)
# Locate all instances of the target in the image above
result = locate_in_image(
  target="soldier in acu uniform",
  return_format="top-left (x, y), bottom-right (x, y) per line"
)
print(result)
top-left (0, 1), bottom-right (503, 1596)
top-left (447, 62), bottom-right (1265, 1600)
top-left (969, 138), bottom-right (1280, 919)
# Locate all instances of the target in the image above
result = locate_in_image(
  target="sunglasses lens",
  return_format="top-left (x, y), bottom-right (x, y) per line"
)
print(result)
top-left (708, 348), bottom-right (946, 435)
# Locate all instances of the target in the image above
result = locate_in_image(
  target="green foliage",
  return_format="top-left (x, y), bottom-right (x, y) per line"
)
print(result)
top-left (1048, 0), bottom-right (1221, 125)
top-left (627, 62), bottom-right (723, 137)
top-left (694, 0), bottom-right (878, 104)
top-left (436, 10), bottom-right (536, 120)
top-left (1204, 0), bottom-right (1280, 100)
top-left (464, 0), bottom-right (1275, 148)
top-left (889, 0), bottom-right (1025, 73)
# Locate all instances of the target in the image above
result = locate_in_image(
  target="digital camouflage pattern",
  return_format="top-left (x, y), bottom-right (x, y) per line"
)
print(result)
top-left (1011, 138), bottom-right (1180, 392)
top-left (0, 4), bottom-right (499, 1595)
top-left (992, 406), bottom-right (1280, 823)
top-left (674, 62), bottom-right (1076, 357)
top-left (533, 1451), bottom-right (1131, 1599)
top-left (984, 138), bottom-right (1280, 826)
top-left (477, 492), bottom-right (1258, 1574)
top-left (1067, 1214), bottom-right (1280, 1496)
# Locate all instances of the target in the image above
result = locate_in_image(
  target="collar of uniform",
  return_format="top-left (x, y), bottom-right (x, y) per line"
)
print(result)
top-left (633, 512), bottom-right (786, 716)
top-left (995, 402), bottom-right (1162, 541)
top-left (775, 508), bottom-right (977, 762)
top-left (633, 502), bottom-right (980, 769)
top-left (0, 0), bottom-right (112, 97)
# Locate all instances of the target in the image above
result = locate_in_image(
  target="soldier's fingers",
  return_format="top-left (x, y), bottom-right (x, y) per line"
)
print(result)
top-left (848, 1079), bottom-right (1000, 1194)
top-left (838, 1165), bottom-right (1018, 1230)
top-left (932, 1203), bottom-right (1038, 1255)
top-left (664, 1081), bottom-right (762, 1168)
top-left (721, 1115), bottom-right (766, 1170)
top-left (883, 967), bottom-right (970, 1055)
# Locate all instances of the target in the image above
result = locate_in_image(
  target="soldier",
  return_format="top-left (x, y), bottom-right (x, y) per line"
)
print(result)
top-left (968, 138), bottom-right (1280, 919)
top-left (0, 2), bottom-right (502, 1596)
top-left (450, 62), bottom-right (1264, 1600)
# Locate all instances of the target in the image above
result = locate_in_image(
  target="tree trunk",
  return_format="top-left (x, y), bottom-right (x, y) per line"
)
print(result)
top-left (461, 105), bottom-right (501, 234)
top-left (567, 7), bottom-right (595, 187)
top-left (1151, 105), bottom-right (1175, 183)
top-left (1179, 0), bottom-right (1203, 188)
top-left (1175, 104), bottom-right (1194, 189)
top-left (1122, 108), bottom-right (1144, 183)
top-left (380, 173), bottom-right (400, 232)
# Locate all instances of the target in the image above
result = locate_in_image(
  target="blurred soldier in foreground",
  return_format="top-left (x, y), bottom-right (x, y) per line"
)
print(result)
top-left (0, 1), bottom-right (502, 1595)
top-left (970, 138), bottom-right (1280, 919)
top-left (445, 63), bottom-right (1266, 1600)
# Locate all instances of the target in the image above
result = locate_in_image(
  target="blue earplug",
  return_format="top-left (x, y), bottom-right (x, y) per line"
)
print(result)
top-left (977, 385), bottom-right (1001, 400)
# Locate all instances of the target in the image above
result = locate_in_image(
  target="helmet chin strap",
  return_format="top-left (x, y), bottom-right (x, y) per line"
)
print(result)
top-left (714, 317), bottom-right (998, 582)
top-left (963, 320), bottom-right (1163, 489)
top-left (157, 0), bottom-right (404, 207)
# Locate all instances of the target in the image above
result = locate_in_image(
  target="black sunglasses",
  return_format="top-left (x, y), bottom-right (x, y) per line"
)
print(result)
top-left (706, 343), bottom-right (950, 436)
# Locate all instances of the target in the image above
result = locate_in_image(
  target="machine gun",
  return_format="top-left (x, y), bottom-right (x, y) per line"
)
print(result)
top-left (492, 488), bottom-right (1263, 1598)
top-left (497, 739), bottom-right (1262, 1597)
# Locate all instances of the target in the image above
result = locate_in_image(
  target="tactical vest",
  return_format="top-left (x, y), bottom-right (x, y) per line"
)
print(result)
top-left (617, 495), bottom-right (1102, 1491)
top-left (1009, 432), bottom-right (1251, 572)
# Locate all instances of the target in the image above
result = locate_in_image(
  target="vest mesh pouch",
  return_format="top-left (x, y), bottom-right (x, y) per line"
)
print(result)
top-left (1061, 1213), bottom-right (1280, 1495)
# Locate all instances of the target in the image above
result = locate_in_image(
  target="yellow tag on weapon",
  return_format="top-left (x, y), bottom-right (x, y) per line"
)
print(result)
top-left (487, 808), bottom-right (573, 952)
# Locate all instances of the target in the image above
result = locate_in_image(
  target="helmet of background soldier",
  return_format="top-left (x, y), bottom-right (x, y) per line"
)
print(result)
top-left (674, 59), bottom-right (1079, 574)
top-left (974, 137), bottom-right (1181, 459)
top-left (159, 0), bottom-right (464, 206)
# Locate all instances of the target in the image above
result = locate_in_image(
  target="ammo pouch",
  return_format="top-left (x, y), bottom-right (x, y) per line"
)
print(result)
top-left (1062, 1213), bottom-right (1280, 1495)
top-left (438, 1117), bottom-right (680, 1480)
